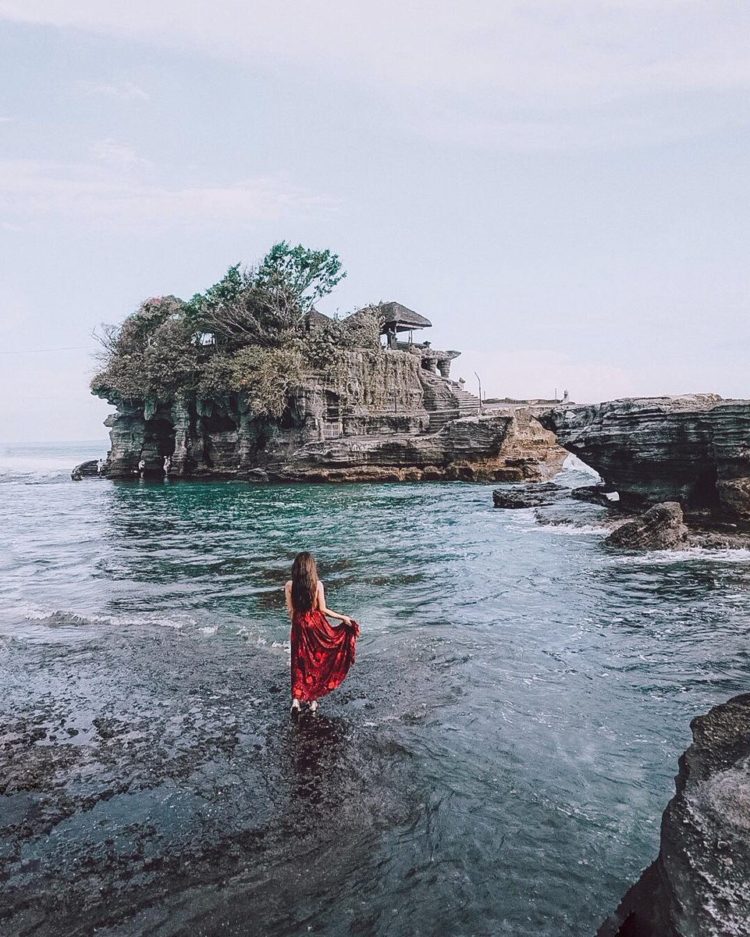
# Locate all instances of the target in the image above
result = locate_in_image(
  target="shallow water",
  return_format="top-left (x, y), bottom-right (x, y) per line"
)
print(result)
top-left (1, 442), bottom-right (750, 935)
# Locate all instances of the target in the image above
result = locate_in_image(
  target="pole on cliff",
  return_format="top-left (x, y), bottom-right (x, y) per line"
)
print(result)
top-left (474, 372), bottom-right (483, 415)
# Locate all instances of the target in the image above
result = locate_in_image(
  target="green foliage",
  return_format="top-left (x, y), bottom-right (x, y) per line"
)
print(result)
top-left (92, 297), bottom-right (199, 401)
top-left (184, 264), bottom-right (247, 324)
top-left (255, 241), bottom-right (345, 312)
top-left (196, 353), bottom-right (236, 398)
top-left (227, 345), bottom-right (304, 418)
top-left (91, 243), bottom-right (377, 419)
top-left (182, 242), bottom-right (346, 349)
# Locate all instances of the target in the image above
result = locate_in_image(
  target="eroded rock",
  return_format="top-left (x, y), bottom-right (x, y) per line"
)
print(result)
top-left (605, 502), bottom-right (688, 550)
top-left (493, 482), bottom-right (571, 509)
top-left (92, 352), bottom-right (566, 484)
top-left (540, 396), bottom-right (750, 519)
top-left (598, 693), bottom-right (750, 937)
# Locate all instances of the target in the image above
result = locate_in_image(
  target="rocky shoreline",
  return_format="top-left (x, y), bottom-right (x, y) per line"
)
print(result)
top-left (494, 483), bottom-right (750, 550)
top-left (598, 693), bottom-right (750, 937)
top-left (539, 395), bottom-right (750, 521)
top-left (0, 618), bottom-right (431, 936)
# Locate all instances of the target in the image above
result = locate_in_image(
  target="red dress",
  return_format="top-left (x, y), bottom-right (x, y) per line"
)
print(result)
top-left (291, 607), bottom-right (360, 703)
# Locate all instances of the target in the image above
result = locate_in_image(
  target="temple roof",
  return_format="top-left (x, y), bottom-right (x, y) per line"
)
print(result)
top-left (305, 307), bottom-right (331, 329)
top-left (378, 301), bottom-right (432, 332)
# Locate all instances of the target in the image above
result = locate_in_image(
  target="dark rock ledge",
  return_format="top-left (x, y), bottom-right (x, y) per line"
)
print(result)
top-left (598, 693), bottom-right (750, 937)
top-left (492, 482), bottom-right (615, 509)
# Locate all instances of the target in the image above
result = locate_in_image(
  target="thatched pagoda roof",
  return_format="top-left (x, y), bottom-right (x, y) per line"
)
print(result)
top-left (378, 301), bottom-right (432, 332)
top-left (304, 307), bottom-right (331, 330)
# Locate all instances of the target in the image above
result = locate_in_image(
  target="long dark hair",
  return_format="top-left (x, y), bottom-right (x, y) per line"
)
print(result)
top-left (291, 551), bottom-right (318, 612)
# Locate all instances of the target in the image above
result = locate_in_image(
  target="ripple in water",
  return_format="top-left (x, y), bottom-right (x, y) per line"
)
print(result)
top-left (1, 444), bottom-right (749, 936)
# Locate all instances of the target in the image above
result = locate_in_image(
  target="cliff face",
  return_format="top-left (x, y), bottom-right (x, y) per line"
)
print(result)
top-left (103, 349), bottom-right (565, 482)
top-left (598, 693), bottom-right (750, 937)
top-left (539, 396), bottom-right (750, 518)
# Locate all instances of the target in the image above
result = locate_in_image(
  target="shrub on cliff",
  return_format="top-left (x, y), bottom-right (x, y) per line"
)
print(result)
top-left (227, 346), bottom-right (305, 418)
top-left (91, 244), bottom-right (382, 415)
top-left (92, 296), bottom-right (200, 401)
top-left (304, 310), bottom-right (380, 371)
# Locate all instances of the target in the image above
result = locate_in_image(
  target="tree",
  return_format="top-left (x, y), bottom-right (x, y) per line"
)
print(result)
top-left (183, 243), bottom-right (346, 349)
top-left (254, 241), bottom-right (346, 314)
top-left (91, 243), bottom-right (352, 409)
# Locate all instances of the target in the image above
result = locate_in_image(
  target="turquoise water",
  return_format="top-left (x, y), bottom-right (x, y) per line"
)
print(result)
top-left (2, 441), bottom-right (750, 935)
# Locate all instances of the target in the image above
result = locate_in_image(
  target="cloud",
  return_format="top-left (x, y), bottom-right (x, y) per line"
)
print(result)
top-left (76, 79), bottom-right (150, 101)
top-left (419, 100), bottom-right (745, 152)
top-left (0, 158), bottom-right (334, 229)
top-left (2, 2), bottom-right (749, 151)
top-left (90, 138), bottom-right (153, 170)
top-left (1, 1), bottom-right (749, 101)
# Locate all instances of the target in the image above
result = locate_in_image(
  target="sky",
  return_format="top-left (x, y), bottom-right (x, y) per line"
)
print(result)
top-left (1, 1), bottom-right (749, 442)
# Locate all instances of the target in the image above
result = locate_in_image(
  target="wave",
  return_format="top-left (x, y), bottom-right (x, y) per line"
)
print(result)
top-left (0, 443), bottom-right (107, 484)
top-left (531, 522), bottom-right (611, 536)
top-left (2, 604), bottom-right (290, 650)
top-left (0, 459), bottom-right (74, 484)
top-left (4, 605), bottom-right (196, 637)
top-left (606, 547), bottom-right (750, 565)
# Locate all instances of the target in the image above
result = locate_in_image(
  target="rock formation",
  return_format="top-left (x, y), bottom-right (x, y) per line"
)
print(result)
top-left (492, 482), bottom-right (612, 509)
top-left (605, 502), bottom-right (689, 551)
top-left (70, 459), bottom-right (108, 480)
top-left (493, 481), bottom-right (572, 508)
top-left (99, 349), bottom-right (566, 483)
top-left (540, 396), bottom-right (750, 520)
top-left (598, 693), bottom-right (750, 937)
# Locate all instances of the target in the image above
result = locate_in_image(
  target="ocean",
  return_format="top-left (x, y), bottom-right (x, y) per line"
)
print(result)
top-left (2, 441), bottom-right (749, 935)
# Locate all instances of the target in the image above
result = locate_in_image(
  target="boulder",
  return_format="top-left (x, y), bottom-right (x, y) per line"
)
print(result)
top-left (70, 459), bottom-right (107, 481)
top-left (244, 468), bottom-right (270, 483)
top-left (605, 502), bottom-right (688, 550)
top-left (570, 485), bottom-right (619, 506)
top-left (598, 693), bottom-right (750, 937)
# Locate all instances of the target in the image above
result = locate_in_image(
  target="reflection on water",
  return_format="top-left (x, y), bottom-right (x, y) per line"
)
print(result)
top-left (2, 453), bottom-right (750, 936)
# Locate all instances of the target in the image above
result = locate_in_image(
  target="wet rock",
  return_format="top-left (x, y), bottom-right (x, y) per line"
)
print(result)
top-left (540, 395), bottom-right (750, 519)
top-left (93, 717), bottom-right (128, 740)
top-left (570, 485), bottom-right (619, 506)
top-left (492, 482), bottom-right (571, 508)
top-left (0, 619), bottom-right (441, 935)
top-left (71, 459), bottom-right (107, 481)
top-left (598, 693), bottom-right (750, 937)
top-left (605, 502), bottom-right (688, 550)
top-left (689, 529), bottom-right (750, 549)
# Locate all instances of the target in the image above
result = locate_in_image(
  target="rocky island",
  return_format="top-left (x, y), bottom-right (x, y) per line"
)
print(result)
top-left (87, 243), bottom-right (564, 483)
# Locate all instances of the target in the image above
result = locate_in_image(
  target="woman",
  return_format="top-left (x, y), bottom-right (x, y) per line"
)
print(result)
top-left (285, 552), bottom-right (359, 715)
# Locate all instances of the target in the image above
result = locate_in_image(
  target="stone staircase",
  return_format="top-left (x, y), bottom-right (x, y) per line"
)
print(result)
top-left (420, 373), bottom-right (481, 432)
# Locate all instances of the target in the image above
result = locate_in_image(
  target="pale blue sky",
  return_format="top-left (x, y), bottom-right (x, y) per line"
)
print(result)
top-left (1, 1), bottom-right (749, 442)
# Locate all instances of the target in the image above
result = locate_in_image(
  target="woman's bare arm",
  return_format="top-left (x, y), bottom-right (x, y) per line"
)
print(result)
top-left (317, 582), bottom-right (351, 624)
top-left (284, 580), bottom-right (294, 620)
